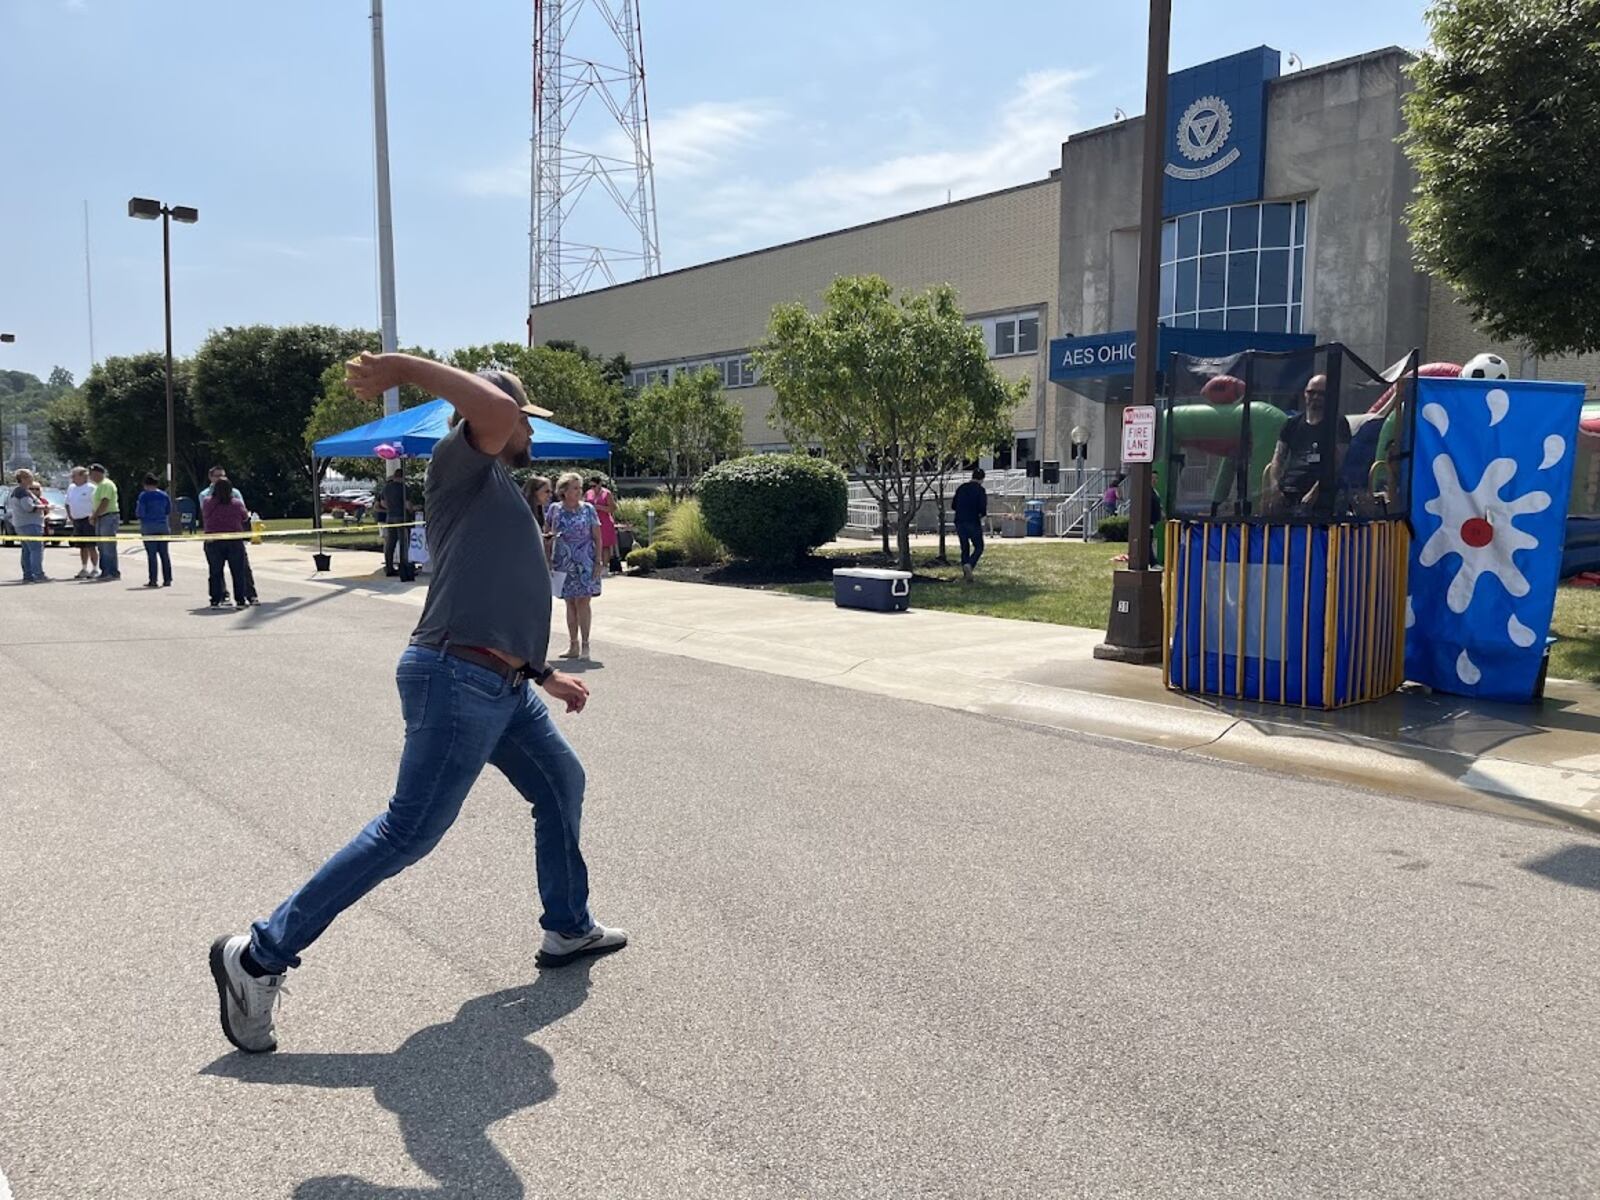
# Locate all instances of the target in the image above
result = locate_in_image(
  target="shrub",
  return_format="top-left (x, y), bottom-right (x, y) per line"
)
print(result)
top-left (625, 546), bottom-right (657, 574)
top-left (615, 491), bottom-right (676, 541)
top-left (1098, 515), bottom-right (1129, 542)
top-left (650, 540), bottom-right (685, 568)
top-left (697, 454), bottom-right (849, 564)
top-left (662, 499), bottom-right (726, 567)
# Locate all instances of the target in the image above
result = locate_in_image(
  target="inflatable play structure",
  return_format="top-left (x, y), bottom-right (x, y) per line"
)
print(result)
top-left (1157, 344), bottom-right (1587, 706)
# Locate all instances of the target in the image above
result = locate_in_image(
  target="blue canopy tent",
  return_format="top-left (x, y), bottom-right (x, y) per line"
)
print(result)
top-left (308, 398), bottom-right (611, 573)
top-left (312, 397), bottom-right (610, 460)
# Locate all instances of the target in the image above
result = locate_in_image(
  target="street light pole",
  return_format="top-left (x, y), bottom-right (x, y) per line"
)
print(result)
top-left (0, 333), bottom-right (14, 478)
top-left (162, 208), bottom-right (177, 526)
top-left (129, 198), bottom-right (197, 533)
top-left (1094, 0), bottom-right (1170, 664)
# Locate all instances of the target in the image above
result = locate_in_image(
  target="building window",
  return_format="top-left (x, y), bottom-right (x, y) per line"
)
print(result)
top-left (976, 311), bottom-right (1042, 359)
top-left (626, 353), bottom-right (758, 392)
top-left (1159, 200), bottom-right (1308, 333)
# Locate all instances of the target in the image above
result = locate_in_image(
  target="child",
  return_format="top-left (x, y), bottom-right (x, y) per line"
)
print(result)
top-left (136, 474), bottom-right (174, 588)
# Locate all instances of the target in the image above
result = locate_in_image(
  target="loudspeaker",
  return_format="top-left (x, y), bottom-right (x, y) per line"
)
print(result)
top-left (1042, 461), bottom-right (1061, 485)
top-left (1025, 459), bottom-right (1040, 478)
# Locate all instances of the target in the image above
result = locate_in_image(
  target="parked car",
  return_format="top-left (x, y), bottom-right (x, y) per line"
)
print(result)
top-left (1, 486), bottom-right (72, 547)
top-left (322, 490), bottom-right (374, 520)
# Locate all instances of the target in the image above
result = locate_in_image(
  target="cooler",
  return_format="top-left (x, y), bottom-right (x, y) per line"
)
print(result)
top-left (833, 567), bottom-right (911, 612)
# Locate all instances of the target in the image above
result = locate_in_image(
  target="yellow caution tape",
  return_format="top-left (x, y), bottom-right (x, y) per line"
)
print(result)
top-left (5, 521), bottom-right (423, 544)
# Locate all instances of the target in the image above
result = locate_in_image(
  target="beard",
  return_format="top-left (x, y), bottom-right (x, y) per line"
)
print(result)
top-left (500, 443), bottom-right (534, 470)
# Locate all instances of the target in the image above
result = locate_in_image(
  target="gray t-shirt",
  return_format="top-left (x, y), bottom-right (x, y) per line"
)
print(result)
top-left (411, 423), bottom-right (552, 667)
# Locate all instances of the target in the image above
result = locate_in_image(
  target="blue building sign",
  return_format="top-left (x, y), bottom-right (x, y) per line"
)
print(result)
top-left (1048, 327), bottom-right (1315, 402)
top-left (1162, 46), bottom-right (1279, 217)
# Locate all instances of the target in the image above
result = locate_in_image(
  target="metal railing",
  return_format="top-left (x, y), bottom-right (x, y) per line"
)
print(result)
top-left (1051, 468), bottom-right (1112, 539)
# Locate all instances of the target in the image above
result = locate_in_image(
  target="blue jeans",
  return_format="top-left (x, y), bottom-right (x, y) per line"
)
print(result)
top-left (142, 525), bottom-right (172, 584)
top-left (16, 524), bottom-right (44, 580)
top-left (956, 519), bottom-right (985, 568)
top-left (95, 514), bottom-right (120, 576)
top-left (250, 645), bottom-right (592, 971)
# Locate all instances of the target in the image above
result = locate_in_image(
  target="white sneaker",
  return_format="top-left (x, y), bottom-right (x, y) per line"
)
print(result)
top-left (88, 569), bottom-right (100, 579)
top-left (73, 568), bottom-right (86, 580)
top-left (537, 923), bottom-right (628, 968)
top-left (209, 935), bottom-right (285, 1053)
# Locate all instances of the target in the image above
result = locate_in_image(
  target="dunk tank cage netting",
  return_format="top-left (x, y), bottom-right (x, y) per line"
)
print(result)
top-left (1162, 344), bottom-right (1419, 709)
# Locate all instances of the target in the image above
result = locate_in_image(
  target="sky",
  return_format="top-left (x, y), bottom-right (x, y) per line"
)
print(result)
top-left (0, 0), bottom-right (1430, 383)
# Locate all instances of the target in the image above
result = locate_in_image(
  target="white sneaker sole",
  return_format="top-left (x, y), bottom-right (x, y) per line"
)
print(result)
top-left (209, 935), bottom-right (276, 1054)
top-left (536, 932), bottom-right (628, 968)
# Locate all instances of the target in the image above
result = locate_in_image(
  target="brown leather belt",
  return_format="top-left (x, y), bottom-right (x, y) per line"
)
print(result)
top-left (422, 642), bottom-right (533, 685)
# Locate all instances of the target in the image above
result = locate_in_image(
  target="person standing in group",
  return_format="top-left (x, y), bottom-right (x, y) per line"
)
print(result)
top-left (7, 469), bottom-right (50, 583)
top-left (88, 464), bottom-right (120, 581)
top-left (200, 465), bottom-right (248, 512)
top-left (136, 474), bottom-right (174, 588)
top-left (200, 467), bottom-right (255, 602)
top-left (584, 474), bottom-right (620, 574)
top-left (202, 479), bottom-right (257, 608)
top-left (547, 472), bottom-right (603, 658)
top-left (209, 352), bottom-right (621, 1056)
top-left (952, 467), bottom-right (988, 583)
top-left (381, 465), bottom-right (411, 577)
top-left (64, 465), bottom-right (99, 579)
top-left (523, 474), bottom-right (554, 564)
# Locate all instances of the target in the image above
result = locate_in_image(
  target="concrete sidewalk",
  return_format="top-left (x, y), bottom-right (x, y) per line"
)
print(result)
top-left (237, 538), bottom-right (1600, 833)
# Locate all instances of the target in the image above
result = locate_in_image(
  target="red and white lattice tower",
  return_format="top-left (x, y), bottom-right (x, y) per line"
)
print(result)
top-left (530, 0), bottom-right (661, 328)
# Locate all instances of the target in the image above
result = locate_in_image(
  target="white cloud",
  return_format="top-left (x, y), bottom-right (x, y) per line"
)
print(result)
top-left (668, 68), bottom-right (1089, 260)
top-left (632, 100), bottom-right (781, 180)
top-left (458, 98), bottom-right (781, 199)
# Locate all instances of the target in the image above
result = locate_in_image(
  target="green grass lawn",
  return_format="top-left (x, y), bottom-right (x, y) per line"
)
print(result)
top-left (778, 541), bottom-right (1121, 630)
top-left (775, 540), bottom-right (1600, 684)
top-left (1551, 585), bottom-right (1600, 683)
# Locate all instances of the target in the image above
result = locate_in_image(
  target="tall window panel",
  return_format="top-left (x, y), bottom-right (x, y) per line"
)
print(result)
top-left (1158, 199), bottom-right (1308, 333)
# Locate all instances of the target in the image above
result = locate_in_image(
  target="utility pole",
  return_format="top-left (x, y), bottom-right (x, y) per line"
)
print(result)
top-left (1094, 0), bottom-right (1170, 664)
top-left (371, 0), bottom-right (400, 431)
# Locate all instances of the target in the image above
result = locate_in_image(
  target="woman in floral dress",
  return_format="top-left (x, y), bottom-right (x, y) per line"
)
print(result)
top-left (546, 471), bottom-right (603, 659)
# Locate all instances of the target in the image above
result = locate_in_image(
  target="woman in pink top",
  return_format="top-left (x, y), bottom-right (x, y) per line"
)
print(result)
top-left (584, 475), bottom-right (619, 574)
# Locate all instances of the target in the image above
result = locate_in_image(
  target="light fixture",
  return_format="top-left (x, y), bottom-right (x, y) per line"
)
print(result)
top-left (128, 197), bottom-right (162, 220)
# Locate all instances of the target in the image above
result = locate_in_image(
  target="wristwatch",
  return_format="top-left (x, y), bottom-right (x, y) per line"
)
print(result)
top-left (530, 663), bottom-right (555, 685)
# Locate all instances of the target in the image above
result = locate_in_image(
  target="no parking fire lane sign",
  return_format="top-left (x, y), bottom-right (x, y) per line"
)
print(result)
top-left (1121, 405), bottom-right (1156, 464)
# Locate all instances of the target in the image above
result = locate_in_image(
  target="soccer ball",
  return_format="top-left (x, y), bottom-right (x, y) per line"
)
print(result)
top-left (1461, 352), bottom-right (1510, 380)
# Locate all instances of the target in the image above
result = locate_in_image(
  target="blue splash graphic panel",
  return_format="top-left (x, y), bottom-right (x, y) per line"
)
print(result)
top-left (1406, 378), bottom-right (1584, 702)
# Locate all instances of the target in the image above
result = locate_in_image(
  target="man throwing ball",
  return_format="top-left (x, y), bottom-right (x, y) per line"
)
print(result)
top-left (210, 353), bottom-right (626, 1054)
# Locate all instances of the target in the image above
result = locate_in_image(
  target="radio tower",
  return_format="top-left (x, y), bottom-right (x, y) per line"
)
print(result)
top-left (529, 0), bottom-right (661, 334)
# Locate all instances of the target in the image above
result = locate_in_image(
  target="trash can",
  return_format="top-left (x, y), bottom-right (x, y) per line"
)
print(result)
top-left (833, 567), bottom-right (911, 612)
top-left (1025, 500), bottom-right (1045, 537)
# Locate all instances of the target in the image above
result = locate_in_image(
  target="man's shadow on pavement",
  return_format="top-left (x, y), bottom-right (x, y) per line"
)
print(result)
top-left (202, 964), bottom-right (595, 1198)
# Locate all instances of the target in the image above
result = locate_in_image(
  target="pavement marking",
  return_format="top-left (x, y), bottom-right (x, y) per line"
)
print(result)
top-left (1, 1163), bottom-right (13, 1200)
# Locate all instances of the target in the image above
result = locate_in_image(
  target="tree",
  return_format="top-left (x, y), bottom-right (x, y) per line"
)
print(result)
top-left (2, 367), bottom-right (80, 476)
top-left (627, 367), bottom-right (744, 500)
top-left (1405, 0), bottom-right (1600, 356)
top-left (75, 353), bottom-right (208, 495)
top-left (542, 339), bottom-right (631, 387)
top-left (449, 342), bottom-right (624, 443)
top-left (756, 275), bottom-right (1023, 570)
top-left (191, 324), bottom-right (372, 517)
top-left (45, 390), bottom-right (93, 468)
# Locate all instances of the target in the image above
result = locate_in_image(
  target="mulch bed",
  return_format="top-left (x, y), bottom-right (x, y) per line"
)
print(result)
top-left (646, 552), bottom-right (954, 591)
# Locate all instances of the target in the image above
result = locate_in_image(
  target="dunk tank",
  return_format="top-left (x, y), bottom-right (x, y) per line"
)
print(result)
top-left (1161, 344), bottom-right (1587, 707)
top-left (1162, 344), bottom-right (1414, 708)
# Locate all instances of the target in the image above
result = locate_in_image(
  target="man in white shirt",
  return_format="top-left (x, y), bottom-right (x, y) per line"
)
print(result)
top-left (64, 465), bottom-right (99, 579)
